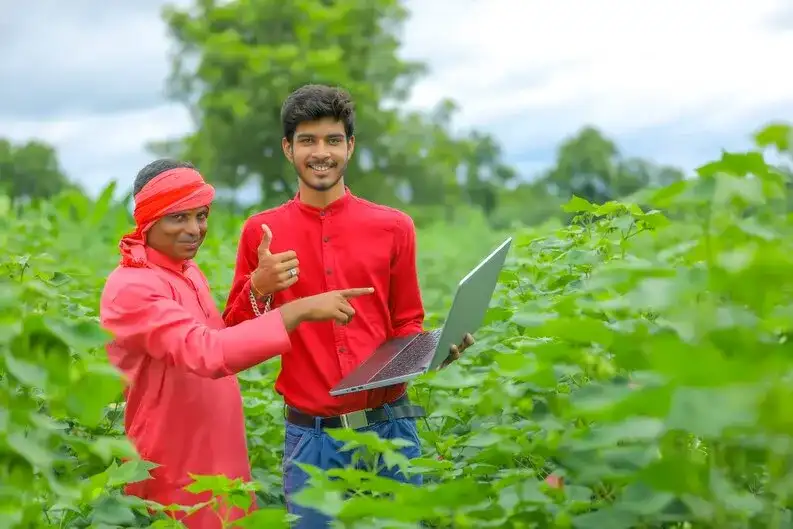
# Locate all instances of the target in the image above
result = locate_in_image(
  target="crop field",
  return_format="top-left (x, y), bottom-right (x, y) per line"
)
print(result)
top-left (2, 124), bottom-right (793, 528)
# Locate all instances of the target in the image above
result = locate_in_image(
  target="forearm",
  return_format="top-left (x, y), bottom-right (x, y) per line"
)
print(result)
top-left (222, 220), bottom-right (263, 327)
top-left (393, 317), bottom-right (424, 337)
top-left (223, 277), bottom-right (269, 327)
top-left (137, 309), bottom-right (291, 378)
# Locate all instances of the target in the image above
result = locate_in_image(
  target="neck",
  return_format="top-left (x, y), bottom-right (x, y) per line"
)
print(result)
top-left (297, 179), bottom-right (346, 209)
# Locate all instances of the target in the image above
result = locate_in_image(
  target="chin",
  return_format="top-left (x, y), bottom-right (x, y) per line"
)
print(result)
top-left (301, 173), bottom-right (343, 191)
top-left (178, 244), bottom-right (201, 260)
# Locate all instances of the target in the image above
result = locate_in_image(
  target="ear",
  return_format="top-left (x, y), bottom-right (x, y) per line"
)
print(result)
top-left (346, 135), bottom-right (355, 160)
top-left (281, 137), bottom-right (294, 162)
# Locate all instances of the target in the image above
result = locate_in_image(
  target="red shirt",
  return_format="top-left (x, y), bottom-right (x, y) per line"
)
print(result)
top-left (100, 246), bottom-right (292, 527)
top-left (223, 188), bottom-right (425, 416)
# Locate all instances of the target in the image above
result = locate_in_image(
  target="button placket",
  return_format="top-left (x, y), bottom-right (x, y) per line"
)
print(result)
top-left (185, 272), bottom-right (213, 320)
top-left (321, 210), bottom-right (351, 370)
top-left (321, 210), bottom-right (333, 287)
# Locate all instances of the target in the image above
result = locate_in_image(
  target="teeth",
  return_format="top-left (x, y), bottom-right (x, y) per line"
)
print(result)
top-left (310, 164), bottom-right (331, 171)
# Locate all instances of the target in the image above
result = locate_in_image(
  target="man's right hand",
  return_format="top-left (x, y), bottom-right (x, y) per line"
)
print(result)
top-left (279, 288), bottom-right (375, 331)
top-left (251, 224), bottom-right (299, 297)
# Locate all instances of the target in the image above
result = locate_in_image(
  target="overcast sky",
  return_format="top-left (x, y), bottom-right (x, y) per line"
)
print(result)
top-left (2, 0), bottom-right (792, 198)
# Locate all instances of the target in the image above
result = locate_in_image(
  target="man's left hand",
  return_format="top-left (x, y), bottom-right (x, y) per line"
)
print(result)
top-left (439, 333), bottom-right (475, 369)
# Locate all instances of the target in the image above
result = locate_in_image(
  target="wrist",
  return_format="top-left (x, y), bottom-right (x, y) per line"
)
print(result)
top-left (250, 271), bottom-right (268, 299)
top-left (279, 298), bottom-right (310, 331)
top-left (292, 298), bottom-right (315, 322)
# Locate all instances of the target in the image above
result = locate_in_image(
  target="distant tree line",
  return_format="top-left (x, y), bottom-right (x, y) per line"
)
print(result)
top-left (0, 0), bottom-right (687, 228)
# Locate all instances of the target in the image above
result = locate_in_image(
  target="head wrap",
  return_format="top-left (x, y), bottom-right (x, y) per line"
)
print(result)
top-left (118, 167), bottom-right (216, 268)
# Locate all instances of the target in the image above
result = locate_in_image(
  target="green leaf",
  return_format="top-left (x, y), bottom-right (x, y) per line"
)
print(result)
top-left (665, 385), bottom-right (761, 437)
top-left (754, 122), bottom-right (793, 152)
top-left (106, 460), bottom-right (158, 487)
top-left (572, 507), bottom-right (638, 529)
top-left (185, 474), bottom-right (235, 495)
top-left (233, 507), bottom-right (290, 528)
top-left (89, 494), bottom-right (138, 525)
top-left (65, 363), bottom-right (123, 428)
top-left (6, 431), bottom-right (53, 469)
top-left (562, 195), bottom-right (596, 213)
top-left (3, 349), bottom-right (48, 387)
top-left (613, 482), bottom-right (675, 515)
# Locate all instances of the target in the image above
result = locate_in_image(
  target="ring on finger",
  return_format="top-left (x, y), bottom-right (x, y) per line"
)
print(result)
top-left (288, 268), bottom-right (297, 278)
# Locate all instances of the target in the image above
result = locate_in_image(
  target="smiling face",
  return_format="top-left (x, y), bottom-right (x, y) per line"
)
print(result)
top-left (145, 205), bottom-right (209, 261)
top-left (282, 117), bottom-right (355, 195)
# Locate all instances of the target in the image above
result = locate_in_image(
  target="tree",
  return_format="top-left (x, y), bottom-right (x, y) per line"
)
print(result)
top-left (543, 126), bottom-right (684, 204)
top-left (155, 0), bottom-right (515, 216)
top-left (0, 138), bottom-right (73, 201)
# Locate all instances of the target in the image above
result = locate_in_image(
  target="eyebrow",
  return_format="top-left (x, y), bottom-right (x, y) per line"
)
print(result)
top-left (169, 207), bottom-right (209, 216)
top-left (295, 133), bottom-right (345, 140)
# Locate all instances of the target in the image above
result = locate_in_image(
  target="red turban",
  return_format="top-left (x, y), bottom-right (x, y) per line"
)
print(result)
top-left (119, 167), bottom-right (216, 268)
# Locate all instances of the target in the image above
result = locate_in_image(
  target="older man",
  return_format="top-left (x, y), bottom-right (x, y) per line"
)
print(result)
top-left (99, 159), bottom-right (374, 528)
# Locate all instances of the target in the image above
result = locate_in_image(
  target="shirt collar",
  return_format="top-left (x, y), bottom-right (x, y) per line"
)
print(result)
top-left (145, 245), bottom-right (191, 273)
top-left (292, 186), bottom-right (353, 216)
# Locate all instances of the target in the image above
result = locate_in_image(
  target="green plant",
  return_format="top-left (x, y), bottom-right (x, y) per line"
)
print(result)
top-left (2, 122), bottom-right (792, 528)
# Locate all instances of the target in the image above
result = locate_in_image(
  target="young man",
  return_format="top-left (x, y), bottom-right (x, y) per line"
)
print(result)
top-left (223, 85), bottom-right (474, 528)
top-left (99, 159), bottom-right (375, 528)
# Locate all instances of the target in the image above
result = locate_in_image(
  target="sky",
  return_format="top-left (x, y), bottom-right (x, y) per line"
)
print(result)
top-left (2, 0), bottom-right (792, 198)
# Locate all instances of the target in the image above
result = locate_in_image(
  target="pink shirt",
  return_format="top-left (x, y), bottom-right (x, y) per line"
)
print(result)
top-left (99, 246), bottom-right (290, 526)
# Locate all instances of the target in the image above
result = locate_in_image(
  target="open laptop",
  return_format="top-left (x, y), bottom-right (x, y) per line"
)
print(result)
top-left (329, 237), bottom-right (512, 397)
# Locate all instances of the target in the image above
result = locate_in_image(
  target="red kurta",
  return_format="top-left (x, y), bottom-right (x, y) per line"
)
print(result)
top-left (223, 188), bottom-right (426, 417)
top-left (100, 246), bottom-right (291, 527)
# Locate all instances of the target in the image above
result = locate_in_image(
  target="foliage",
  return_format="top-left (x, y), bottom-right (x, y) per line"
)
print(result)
top-left (0, 0), bottom-right (690, 229)
top-left (542, 126), bottom-right (685, 205)
top-left (154, 0), bottom-right (517, 217)
top-left (0, 138), bottom-right (75, 202)
top-left (2, 122), bottom-right (793, 528)
top-left (491, 126), bottom-right (687, 230)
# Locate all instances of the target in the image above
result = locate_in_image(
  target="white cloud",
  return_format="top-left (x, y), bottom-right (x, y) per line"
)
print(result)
top-left (2, 0), bottom-right (792, 196)
top-left (3, 105), bottom-right (193, 194)
top-left (401, 0), bottom-right (793, 135)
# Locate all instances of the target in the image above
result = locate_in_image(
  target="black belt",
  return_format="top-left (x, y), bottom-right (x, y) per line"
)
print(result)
top-left (286, 394), bottom-right (426, 430)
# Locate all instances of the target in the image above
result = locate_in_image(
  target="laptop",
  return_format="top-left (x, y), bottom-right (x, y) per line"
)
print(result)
top-left (329, 237), bottom-right (512, 397)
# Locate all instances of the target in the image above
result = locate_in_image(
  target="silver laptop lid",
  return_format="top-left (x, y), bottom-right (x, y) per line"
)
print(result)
top-left (426, 237), bottom-right (512, 371)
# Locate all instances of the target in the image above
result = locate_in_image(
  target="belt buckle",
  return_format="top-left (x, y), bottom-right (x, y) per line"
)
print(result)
top-left (339, 409), bottom-right (368, 429)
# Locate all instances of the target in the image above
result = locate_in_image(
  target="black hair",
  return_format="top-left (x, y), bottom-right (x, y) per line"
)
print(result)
top-left (280, 84), bottom-right (355, 143)
top-left (133, 159), bottom-right (196, 196)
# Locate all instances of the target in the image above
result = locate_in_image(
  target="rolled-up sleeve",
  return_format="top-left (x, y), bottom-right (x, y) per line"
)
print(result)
top-left (100, 278), bottom-right (290, 379)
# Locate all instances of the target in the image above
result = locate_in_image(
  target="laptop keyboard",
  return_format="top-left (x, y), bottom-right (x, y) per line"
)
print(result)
top-left (373, 329), bottom-right (443, 381)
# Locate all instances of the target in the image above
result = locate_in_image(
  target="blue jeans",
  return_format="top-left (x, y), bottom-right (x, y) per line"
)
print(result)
top-left (282, 404), bottom-right (422, 528)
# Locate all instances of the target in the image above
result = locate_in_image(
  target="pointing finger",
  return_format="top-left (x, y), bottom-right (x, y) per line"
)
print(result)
top-left (340, 287), bottom-right (375, 298)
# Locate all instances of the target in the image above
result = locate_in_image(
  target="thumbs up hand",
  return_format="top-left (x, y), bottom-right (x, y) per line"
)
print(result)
top-left (251, 224), bottom-right (299, 298)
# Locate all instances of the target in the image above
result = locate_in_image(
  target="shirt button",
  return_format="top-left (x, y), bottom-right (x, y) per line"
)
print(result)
top-left (326, 269), bottom-right (332, 275)
top-left (320, 211), bottom-right (325, 217)
top-left (339, 347), bottom-right (346, 353)
top-left (323, 236), bottom-right (329, 242)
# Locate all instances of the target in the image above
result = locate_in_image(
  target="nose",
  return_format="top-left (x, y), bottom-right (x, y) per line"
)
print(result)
top-left (184, 217), bottom-right (201, 238)
top-left (312, 141), bottom-right (332, 158)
